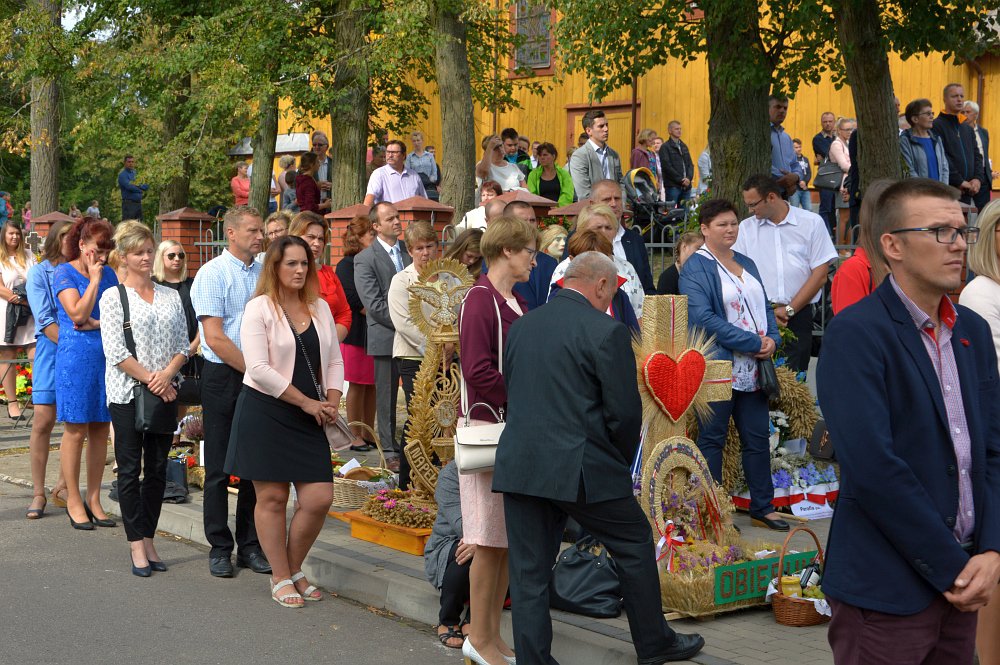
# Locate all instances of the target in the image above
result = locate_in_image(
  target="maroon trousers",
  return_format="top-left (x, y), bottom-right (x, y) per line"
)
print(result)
top-left (828, 596), bottom-right (978, 665)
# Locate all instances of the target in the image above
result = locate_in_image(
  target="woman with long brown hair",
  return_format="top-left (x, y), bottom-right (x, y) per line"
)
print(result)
top-left (0, 220), bottom-right (36, 420)
top-left (225, 235), bottom-right (342, 607)
top-left (335, 215), bottom-right (377, 450)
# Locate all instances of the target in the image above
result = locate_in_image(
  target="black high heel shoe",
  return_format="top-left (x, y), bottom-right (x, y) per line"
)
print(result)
top-left (130, 553), bottom-right (152, 578)
top-left (67, 507), bottom-right (95, 531)
top-left (84, 502), bottom-right (117, 528)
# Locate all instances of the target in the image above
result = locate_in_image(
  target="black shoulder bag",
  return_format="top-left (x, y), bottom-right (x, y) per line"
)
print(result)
top-left (118, 285), bottom-right (179, 434)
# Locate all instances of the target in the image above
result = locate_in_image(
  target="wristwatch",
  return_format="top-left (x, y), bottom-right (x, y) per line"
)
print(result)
top-left (785, 305), bottom-right (796, 318)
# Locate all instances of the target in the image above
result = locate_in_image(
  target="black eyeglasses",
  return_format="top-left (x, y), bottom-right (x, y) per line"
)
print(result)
top-left (889, 226), bottom-right (979, 245)
top-left (312, 143), bottom-right (328, 148)
top-left (166, 252), bottom-right (186, 260)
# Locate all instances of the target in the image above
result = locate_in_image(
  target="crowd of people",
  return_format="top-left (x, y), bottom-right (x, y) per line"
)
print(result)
top-left (8, 82), bottom-right (1000, 665)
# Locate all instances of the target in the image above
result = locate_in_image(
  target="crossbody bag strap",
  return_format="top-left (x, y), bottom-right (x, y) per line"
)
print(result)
top-left (459, 285), bottom-right (504, 419)
top-left (117, 284), bottom-right (138, 359)
top-left (280, 304), bottom-right (324, 402)
top-left (698, 248), bottom-right (764, 332)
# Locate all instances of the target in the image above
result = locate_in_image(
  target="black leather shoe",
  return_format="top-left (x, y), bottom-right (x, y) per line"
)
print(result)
top-left (751, 514), bottom-right (791, 531)
top-left (149, 560), bottom-right (168, 573)
top-left (83, 502), bottom-right (117, 528)
top-left (642, 633), bottom-right (706, 664)
top-left (236, 550), bottom-right (272, 574)
top-left (67, 508), bottom-right (95, 531)
top-left (131, 553), bottom-right (152, 578)
top-left (209, 556), bottom-right (234, 578)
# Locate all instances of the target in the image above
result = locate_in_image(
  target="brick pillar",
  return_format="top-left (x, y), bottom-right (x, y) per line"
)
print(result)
top-left (160, 218), bottom-right (208, 275)
top-left (32, 220), bottom-right (53, 238)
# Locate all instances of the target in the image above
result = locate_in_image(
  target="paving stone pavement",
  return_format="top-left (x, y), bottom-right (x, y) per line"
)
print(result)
top-left (1, 437), bottom-right (837, 665)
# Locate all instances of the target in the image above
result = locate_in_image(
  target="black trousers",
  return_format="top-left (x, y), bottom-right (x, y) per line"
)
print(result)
top-left (121, 199), bottom-right (143, 221)
top-left (201, 361), bottom-right (259, 558)
top-left (973, 185), bottom-right (991, 215)
top-left (110, 401), bottom-right (172, 542)
top-left (397, 358), bottom-right (421, 490)
top-left (439, 540), bottom-right (472, 626)
top-left (781, 304), bottom-right (814, 374)
top-left (818, 189), bottom-right (836, 235)
top-left (503, 491), bottom-right (677, 665)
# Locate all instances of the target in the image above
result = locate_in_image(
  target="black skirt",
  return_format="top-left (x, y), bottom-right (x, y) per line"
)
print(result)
top-left (224, 386), bottom-right (333, 483)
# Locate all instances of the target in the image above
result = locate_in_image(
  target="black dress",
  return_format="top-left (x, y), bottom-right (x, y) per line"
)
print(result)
top-left (657, 263), bottom-right (681, 295)
top-left (224, 322), bottom-right (333, 483)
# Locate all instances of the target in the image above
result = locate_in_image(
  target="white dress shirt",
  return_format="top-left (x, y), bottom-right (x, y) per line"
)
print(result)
top-left (612, 225), bottom-right (627, 263)
top-left (732, 203), bottom-right (837, 305)
top-left (377, 236), bottom-right (404, 273)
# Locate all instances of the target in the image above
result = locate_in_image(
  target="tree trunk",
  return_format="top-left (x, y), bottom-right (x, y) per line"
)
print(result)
top-left (432, 2), bottom-right (476, 220)
top-left (29, 0), bottom-right (60, 218)
top-left (703, 1), bottom-right (772, 215)
top-left (836, 0), bottom-right (901, 191)
top-left (329, 0), bottom-right (370, 211)
top-left (159, 74), bottom-right (192, 214)
top-left (249, 90), bottom-right (279, 216)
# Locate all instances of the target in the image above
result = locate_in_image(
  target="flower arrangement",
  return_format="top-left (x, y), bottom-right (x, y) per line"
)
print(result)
top-left (0, 363), bottom-right (31, 403)
top-left (362, 489), bottom-right (436, 529)
top-left (672, 541), bottom-right (746, 574)
top-left (168, 447), bottom-right (198, 468)
top-left (537, 216), bottom-right (572, 232)
top-left (180, 414), bottom-right (204, 442)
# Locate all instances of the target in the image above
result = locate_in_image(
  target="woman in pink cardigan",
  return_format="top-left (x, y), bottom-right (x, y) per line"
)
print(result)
top-left (224, 235), bottom-right (343, 608)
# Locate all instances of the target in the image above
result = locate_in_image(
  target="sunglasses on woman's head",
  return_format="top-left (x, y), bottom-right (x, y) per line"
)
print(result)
top-left (166, 252), bottom-right (185, 260)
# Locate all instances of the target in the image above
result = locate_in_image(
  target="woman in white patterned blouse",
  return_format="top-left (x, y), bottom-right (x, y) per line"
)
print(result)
top-left (100, 221), bottom-right (189, 577)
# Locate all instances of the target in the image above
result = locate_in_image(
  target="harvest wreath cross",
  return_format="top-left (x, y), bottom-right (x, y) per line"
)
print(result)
top-left (633, 295), bottom-right (734, 543)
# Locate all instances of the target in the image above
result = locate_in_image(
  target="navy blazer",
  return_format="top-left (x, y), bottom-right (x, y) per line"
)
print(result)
top-left (679, 251), bottom-right (780, 361)
top-left (816, 279), bottom-right (1000, 615)
top-left (502, 251), bottom-right (556, 312)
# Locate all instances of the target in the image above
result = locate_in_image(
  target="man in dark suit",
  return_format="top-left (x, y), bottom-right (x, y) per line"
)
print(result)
top-left (494, 252), bottom-right (704, 665)
top-left (354, 202), bottom-right (411, 470)
top-left (817, 178), bottom-right (1000, 663)
top-left (964, 100), bottom-right (993, 212)
top-left (591, 179), bottom-right (656, 293)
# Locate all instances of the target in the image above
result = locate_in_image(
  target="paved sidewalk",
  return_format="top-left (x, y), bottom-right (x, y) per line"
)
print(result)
top-left (1, 446), bottom-right (835, 665)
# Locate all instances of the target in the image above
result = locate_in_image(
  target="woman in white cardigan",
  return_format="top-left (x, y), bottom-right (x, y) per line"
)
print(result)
top-left (225, 235), bottom-right (344, 608)
top-left (959, 200), bottom-right (1000, 664)
top-left (387, 220), bottom-right (439, 490)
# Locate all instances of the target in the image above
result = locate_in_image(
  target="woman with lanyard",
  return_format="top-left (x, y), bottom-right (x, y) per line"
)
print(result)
top-left (680, 198), bottom-right (787, 532)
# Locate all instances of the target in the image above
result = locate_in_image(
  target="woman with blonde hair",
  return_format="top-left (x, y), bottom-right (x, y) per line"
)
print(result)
top-left (0, 220), bottom-right (36, 419)
top-left (959, 200), bottom-right (1000, 665)
top-left (100, 221), bottom-right (189, 575)
top-left (153, 240), bottom-right (201, 418)
top-left (829, 117), bottom-right (856, 249)
top-left (459, 216), bottom-right (536, 665)
top-left (24, 220), bottom-right (72, 518)
top-left (549, 203), bottom-right (645, 316)
top-left (537, 225), bottom-right (568, 260)
top-left (630, 128), bottom-right (658, 170)
top-left (225, 235), bottom-right (342, 607)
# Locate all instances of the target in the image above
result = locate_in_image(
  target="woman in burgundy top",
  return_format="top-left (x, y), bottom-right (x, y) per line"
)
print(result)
top-left (294, 152), bottom-right (331, 214)
top-left (458, 216), bottom-right (536, 665)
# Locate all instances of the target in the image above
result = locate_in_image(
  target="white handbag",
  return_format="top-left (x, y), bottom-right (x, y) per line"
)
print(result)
top-left (454, 287), bottom-right (506, 475)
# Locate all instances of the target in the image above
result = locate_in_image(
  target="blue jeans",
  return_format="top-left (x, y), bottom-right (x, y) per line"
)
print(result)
top-left (789, 188), bottom-right (812, 211)
top-left (664, 186), bottom-right (691, 206)
top-left (696, 389), bottom-right (775, 516)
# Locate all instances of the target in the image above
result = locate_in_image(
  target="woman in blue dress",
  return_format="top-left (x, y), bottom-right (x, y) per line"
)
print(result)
top-left (54, 217), bottom-right (118, 530)
top-left (23, 220), bottom-right (72, 519)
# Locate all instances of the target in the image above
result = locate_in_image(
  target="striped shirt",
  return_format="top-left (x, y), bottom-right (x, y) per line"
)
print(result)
top-left (890, 275), bottom-right (974, 543)
top-left (190, 250), bottom-right (261, 364)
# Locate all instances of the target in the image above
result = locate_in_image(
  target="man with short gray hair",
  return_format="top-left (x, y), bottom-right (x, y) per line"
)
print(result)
top-left (494, 249), bottom-right (705, 665)
top-left (191, 205), bottom-right (269, 578)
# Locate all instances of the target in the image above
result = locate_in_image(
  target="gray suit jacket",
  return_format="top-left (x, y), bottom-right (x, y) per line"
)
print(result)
top-left (569, 141), bottom-right (625, 200)
top-left (354, 239), bottom-right (411, 356)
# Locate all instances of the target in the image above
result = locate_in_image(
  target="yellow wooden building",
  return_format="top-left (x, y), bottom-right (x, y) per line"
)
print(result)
top-left (272, 49), bottom-right (999, 191)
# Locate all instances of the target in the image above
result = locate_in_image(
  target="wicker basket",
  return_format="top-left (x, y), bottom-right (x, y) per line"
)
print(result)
top-left (772, 526), bottom-right (831, 627)
top-left (332, 422), bottom-right (394, 509)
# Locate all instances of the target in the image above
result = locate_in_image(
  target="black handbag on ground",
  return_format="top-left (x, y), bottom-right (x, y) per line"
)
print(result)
top-left (118, 285), bottom-right (179, 434)
top-left (808, 418), bottom-right (835, 460)
top-left (549, 537), bottom-right (623, 618)
top-left (813, 160), bottom-right (844, 191)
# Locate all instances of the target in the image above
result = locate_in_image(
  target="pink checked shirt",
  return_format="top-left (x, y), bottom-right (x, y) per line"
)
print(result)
top-left (890, 276), bottom-right (974, 543)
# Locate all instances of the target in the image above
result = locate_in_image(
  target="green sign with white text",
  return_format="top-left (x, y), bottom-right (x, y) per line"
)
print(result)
top-left (713, 551), bottom-right (818, 605)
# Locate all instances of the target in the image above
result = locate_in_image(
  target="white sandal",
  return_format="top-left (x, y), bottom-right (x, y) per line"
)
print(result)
top-left (290, 571), bottom-right (322, 601)
top-left (270, 578), bottom-right (304, 608)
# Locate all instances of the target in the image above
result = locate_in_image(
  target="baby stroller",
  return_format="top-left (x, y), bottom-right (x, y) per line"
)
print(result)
top-left (624, 168), bottom-right (686, 240)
